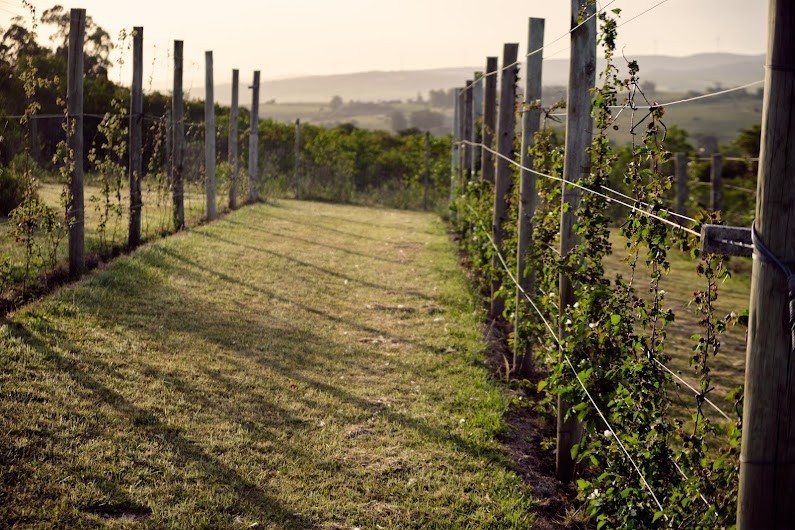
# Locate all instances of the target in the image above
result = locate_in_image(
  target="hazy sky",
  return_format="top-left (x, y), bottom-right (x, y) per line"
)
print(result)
top-left (3, 0), bottom-right (768, 90)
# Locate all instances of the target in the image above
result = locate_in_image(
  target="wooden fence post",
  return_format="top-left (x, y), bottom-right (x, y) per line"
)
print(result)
top-left (463, 80), bottom-right (473, 181)
top-left (204, 51), bottom-right (217, 220)
top-left (248, 70), bottom-right (260, 203)
top-left (676, 152), bottom-right (688, 216)
top-left (67, 8), bottom-right (86, 275)
top-left (471, 73), bottom-right (484, 177)
top-left (172, 40), bottom-right (185, 230)
top-left (294, 118), bottom-right (300, 198)
top-left (450, 88), bottom-right (460, 202)
top-left (481, 56), bottom-right (498, 183)
top-left (165, 108), bottom-right (172, 189)
top-left (128, 26), bottom-right (143, 248)
top-left (457, 88), bottom-right (465, 190)
top-left (711, 153), bottom-right (722, 213)
top-left (515, 17), bottom-right (545, 377)
top-left (737, 0), bottom-right (795, 526)
top-left (424, 130), bottom-right (431, 211)
top-left (557, 0), bottom-right (596, 483)
top-left (490, 42), bottom-right (519, 319)
top-left (228, 69), bottom-right (239, 209)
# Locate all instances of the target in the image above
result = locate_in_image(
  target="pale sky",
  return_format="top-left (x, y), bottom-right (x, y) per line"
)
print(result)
top-left (2, 0), bottom-right (768, 91)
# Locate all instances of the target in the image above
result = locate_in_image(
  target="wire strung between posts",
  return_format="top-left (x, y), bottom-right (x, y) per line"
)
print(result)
top-left (457, 0), bottom-right (618, 94)
top-left (459, 139), bottom-right (701, 237)
top-left (650, 358), bottom-right (732, 421)
top-left (616, 0), bottom-right (671, 28)
top-left (632, 80), bottom-right (764, 109)
top-left (545, 80), bottom-right (765, 120)
top-left (464, 203), bottom-right (668, 518)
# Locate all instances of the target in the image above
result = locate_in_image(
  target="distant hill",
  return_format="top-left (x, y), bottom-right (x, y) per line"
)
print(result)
top-left (195, 53), bottom-right (764, 106)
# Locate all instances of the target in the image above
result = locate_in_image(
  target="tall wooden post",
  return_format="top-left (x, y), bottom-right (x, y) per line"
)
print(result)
top-left (456, 88), bottom-right (465, 189)
top-left (737, 0), bottom-right (795, 526)
top-left (228, 69), bottom-right (239, 209)
top-left (424, 130), bottom-right (431, 211)
top-left (248, 70), bottom-right (260, 203)
top-left (204, 51), bottom-right (217, 220)
top-left (172, 40), bottom-right (185, 230)
top-left (711, 153), bottom-right (723, 213)
top-left (128, 26), bottom-right (143, 248)
top-left (451, 88), bottom-right (460, 202)
top-left (490, 43), bottom-right (519, 319)
top-left (67, 8), bottom-right (86, 275)
top-left (481, 57), bottom-right (498, 183)
top-left (676, 152), bottom-right (688, 216)
top-left (471, 73), bottom-right (484, 177)
top-left (165, 108), bottom-right (172, 189)
top-left (294, 118), bottom-right (300, 198)
top-left (557, 0), bottom-right (596, 483)
top-left (515, 17), bottom-right (545, 377)
top-left (463, 80), bottom-right (473, 181)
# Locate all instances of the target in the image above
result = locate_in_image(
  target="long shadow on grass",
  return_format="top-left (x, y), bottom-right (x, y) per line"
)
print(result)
top-left (192, 229), bottom-right (433, 299)
top-left (154, 246), bottom-right (438, 352)
top-left (5, 319), bottom-right (313, 529)
top-left (221, 222), bottom-right (417, 267)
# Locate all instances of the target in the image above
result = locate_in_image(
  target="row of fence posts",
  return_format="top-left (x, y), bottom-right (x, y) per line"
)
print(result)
top-left (448, 1), bottom-right (795, 527)
top-left (65, 7), bottom-right (437, 280)
top-left (64, 8), bottom-right (263, 277)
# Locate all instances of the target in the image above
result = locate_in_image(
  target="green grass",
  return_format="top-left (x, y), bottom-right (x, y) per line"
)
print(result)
top-left (0, 177), bottom-right (216, 291)
top-left (0, 200), bottom-right (541, 528)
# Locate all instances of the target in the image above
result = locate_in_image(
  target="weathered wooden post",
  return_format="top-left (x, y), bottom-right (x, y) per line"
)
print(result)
top-left (128, 26), bottom-right (143, 248)
top-left (67, 8), bottom-right (86, 275)
top-left (165, 108), bottom-right (172, 188)
top-left (676, 152), bottom-right (688, 217)
top-left (456, 88), bottom-right (465, 190)
top-left (294, 118), bottom-right (300, 198)
top-left (172, 40), bottom-right (185, 230)
top-left (557, 0), bottom-right (596, 483)
top-left (424, 130), bottom-right (431, 211)
top-left (737, 0), bottom-right (795, 526)
top-left (205, 51), bottom-right (217, 220)
top-left (463, 80), bottom-right (473, 181)
top-left (490, 42), bottom-right (519, 319)
top-left (711, 153), bottom-right (723, 213)
top-left (481, 57), bottom-right (498, 183)
top-left (451, 87), bottom-right (461, 202)
top-left (515, 17), bottom-right (545, 377)
top-left (471, 73), bottom-right (484, 177)
top-left (248, 70), bottom-right (260, 203)
top-left (228, 69), bottom-right (239, 209)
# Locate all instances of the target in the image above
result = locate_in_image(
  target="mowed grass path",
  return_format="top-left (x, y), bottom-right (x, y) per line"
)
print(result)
top-left (0, 200), bottom-right (539, 528)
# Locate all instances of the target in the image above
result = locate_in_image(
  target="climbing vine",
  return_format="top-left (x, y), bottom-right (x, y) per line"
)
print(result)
top-left (452, 8), bottom-right (743, 528)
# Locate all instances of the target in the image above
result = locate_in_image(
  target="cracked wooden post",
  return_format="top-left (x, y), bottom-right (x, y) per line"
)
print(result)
top-left (481, 56), bottom-right (498, 183)
top-left (676, 152), bottom-right (688, 217)
top-left (172, 40), bottom-right (185, 230)
top-left (557, 0), bottom-right (596, 483)
top-left (737, 0), bottom-right (795, 526)
top-left (463, 80), bottom-right (473, 181)
top-left (515, 17), bottom-right (545, 377)
top-left (128, 26), bottom-right (143, 248)
top-left (490, 42), bottom-right (519, 319)
top-left (204, 51), bottom-right (217, 220)
top-left (711, 153), bottom-right (723, 214)
top-left (67, 8), bottom-right (86, 275)
top-left (228, 69), bottom-right (239, 210)
top-left (248, 70), bottom-right (260, 203)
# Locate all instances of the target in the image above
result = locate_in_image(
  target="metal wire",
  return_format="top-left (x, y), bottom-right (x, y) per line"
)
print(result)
top-left (459, 139), bottom-right (701, 237)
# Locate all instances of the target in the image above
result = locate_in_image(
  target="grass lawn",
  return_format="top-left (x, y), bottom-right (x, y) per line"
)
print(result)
top-left (0, 199), bottom-right (542, 528)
